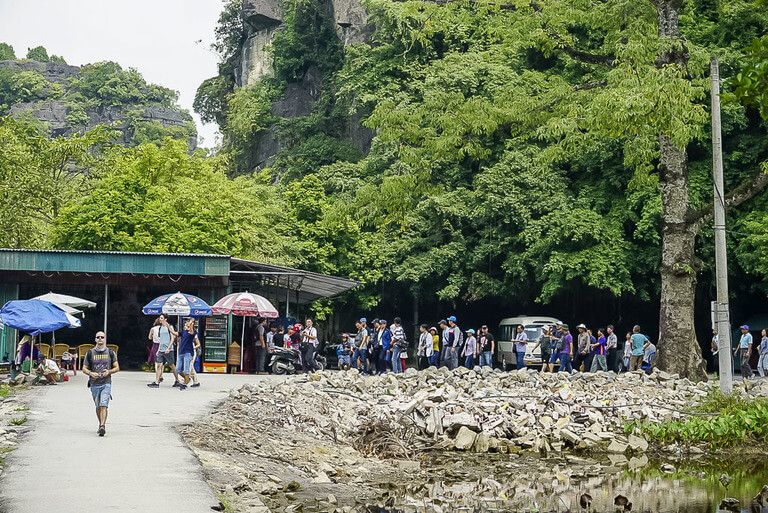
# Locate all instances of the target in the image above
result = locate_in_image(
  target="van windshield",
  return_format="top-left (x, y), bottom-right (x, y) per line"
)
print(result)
top-left (499, 324), bottom-right (545, 341)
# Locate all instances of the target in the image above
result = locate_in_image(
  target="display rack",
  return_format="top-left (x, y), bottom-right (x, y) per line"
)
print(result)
top-left (203, 315), bottom-right (228, 372)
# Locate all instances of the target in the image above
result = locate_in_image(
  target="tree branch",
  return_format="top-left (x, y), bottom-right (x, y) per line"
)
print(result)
top-left (688, 172), bottom-right (768, 227)
top-left (573, 80), bottom-right (608, 91)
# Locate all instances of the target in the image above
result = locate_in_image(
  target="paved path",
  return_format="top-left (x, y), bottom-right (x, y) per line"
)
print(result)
top-left (1, 371), bottom-right (262, 513)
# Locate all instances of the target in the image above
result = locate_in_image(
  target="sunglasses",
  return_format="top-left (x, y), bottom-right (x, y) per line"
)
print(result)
top-left (95, 335), bottom-right (105, 339)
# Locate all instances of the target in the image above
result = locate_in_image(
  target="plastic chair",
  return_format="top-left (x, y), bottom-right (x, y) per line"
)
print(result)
top-left (107, 344), bottom-right (119, 356)
top-left (77, 344), bottom-right (93, 370)
top-left (52, 343), bottom-right (69, 362)
top-left (38, 343), bottom-right (52, 359)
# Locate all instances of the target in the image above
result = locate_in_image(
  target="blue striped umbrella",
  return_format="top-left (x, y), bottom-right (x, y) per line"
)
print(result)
top-left (142, 292), bottom-right (212, 317)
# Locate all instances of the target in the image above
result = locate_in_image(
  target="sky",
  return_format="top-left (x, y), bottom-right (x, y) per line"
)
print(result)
top-left (0, 0), bottom-right (225, 147)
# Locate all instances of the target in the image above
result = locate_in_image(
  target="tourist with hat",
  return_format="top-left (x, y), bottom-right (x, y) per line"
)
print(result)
top-left (735, 325), bottom-right (754, 379)
top-left (447, 316), bottom-right (462, 369)
top-left (575, 324), bottom-right (589, 372)
top-left (429, 327), bottom-right (440, 367)
top-left (462, 328), bottom-right (477, 369)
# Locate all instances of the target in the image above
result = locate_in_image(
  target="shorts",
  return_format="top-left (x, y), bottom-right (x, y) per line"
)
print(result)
top-left (90, 383), bottom-right (112, 408)
top-left (177, 352), bottom-right (192, 374)
top-left (549, 352), bottom-right (560, 364)
top-left (156, 350), bottom-right (176, 366)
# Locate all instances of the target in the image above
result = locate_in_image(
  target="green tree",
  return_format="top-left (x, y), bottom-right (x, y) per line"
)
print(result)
top-left (0, 117), bottom-right (113, 247)
top-left (0, 42), bottom-right (15, 60)
top-left (71, 61), bottom-right (178, 108)
top-left (51, 139), bottom-right (303, 263)
top-left (26, 46), bottom-right (49, 62)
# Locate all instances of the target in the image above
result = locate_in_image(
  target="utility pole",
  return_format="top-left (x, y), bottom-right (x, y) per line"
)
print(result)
top-left (711, 57), bottom-right (733, 393)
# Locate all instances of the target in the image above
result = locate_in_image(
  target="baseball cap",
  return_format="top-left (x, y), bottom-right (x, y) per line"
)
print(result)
top-left (379, 319), bottom-right (387, 325)
top-left (741, 325), bottom-right (750, 330)
top-left (447, 315), bottom-right (457, 322)
top-left (576, 323), bottom-right (586, 329)
top-left (561, 324), bottom-right (569, 330)
top-left (359, 317), bottom-right (367, 323)
top-left (467, 328), bottom-right (475, 334)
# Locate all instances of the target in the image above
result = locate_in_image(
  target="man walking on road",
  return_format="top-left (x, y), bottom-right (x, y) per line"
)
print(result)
top-left (82, 331), bottom-right (119, 436)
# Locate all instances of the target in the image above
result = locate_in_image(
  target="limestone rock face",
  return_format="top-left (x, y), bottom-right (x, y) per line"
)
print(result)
top-left (329, 0), bottom-right (371, 45)
top-left (1, 61), bottom-right (196, 148)
top-left (236, 0), bottom-right (374, 166)
top-left (0, 60), bottom-right (79, 84)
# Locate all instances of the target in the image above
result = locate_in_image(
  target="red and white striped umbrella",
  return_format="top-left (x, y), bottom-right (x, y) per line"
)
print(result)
top-left (211, 292), bottom-right (278, 318)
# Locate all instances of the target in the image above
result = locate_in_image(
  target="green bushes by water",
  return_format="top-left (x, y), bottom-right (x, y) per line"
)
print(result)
top-left (630, 390), bottom-right (768, 447)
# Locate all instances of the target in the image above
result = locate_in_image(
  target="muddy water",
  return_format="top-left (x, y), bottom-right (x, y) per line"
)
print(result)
top-left (365, 454), bottom-right (768, 513)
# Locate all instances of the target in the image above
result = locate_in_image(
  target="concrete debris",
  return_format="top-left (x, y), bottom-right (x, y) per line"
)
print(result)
top-left (216, 367), bottom-right (718, 457)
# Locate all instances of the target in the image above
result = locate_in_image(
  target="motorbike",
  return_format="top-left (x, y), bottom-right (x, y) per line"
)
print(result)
top-left (269, 345), bottom-right (327, 375)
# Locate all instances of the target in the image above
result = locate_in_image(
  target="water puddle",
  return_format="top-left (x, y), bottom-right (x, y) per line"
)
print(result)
top-left (363, 454), bottom-right (768, 513)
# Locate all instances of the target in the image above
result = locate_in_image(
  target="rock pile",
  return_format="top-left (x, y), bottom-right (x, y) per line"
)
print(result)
top-left (229, 366), bottom-right (717, 457)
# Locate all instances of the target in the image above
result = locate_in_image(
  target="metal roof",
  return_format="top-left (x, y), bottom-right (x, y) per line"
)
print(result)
top-left (230, 258), bottom-right (359, 301)
top-left (0, 248), bottom-right (230, 276)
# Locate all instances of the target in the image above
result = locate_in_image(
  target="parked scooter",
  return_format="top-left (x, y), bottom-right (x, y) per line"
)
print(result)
top-left (269, 346), bottom-right (326, 375)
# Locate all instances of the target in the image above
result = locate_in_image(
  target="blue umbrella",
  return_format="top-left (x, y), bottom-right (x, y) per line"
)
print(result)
top-left (0, 299), bottom-right (80, 336)
top-left (142, 292), bottom-right (212, 317)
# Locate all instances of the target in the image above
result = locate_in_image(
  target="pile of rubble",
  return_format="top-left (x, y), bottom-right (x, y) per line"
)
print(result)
top-left (227, 366), bottom-right (723, 457)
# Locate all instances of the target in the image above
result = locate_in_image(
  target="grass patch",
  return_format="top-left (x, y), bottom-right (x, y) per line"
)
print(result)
top-left (0, 385), bottom-right (10, 398)
top-left (9, 416), bottom-right (27, 426)
top-left (629, 390), bottom-right (768, 447)
top-left (215, 493), bottom-right (236, 513)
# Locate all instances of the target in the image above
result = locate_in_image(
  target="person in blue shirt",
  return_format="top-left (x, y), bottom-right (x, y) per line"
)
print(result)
top-left (629, 325), bottom-right (649, 372)
top-left (377, 319), bottom-right (392, 373)
top-left (735, 325), bottom-right (754, 379)
top-left (758, 329), bottom-right (768, 378)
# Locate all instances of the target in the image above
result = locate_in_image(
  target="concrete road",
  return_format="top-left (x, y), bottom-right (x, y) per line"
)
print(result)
top-left (0, 371), bottom-right (262, 513)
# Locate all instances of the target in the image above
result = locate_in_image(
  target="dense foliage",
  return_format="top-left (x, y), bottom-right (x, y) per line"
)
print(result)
top-left (631, 390), bottom-right (768, 448)
top-left (194, 0), bottom-right (768, 335)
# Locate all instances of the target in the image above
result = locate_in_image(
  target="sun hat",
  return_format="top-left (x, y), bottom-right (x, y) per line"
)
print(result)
top-left (447, 315), bottom-right (457, 322)
top-left (467, 328), bottom-right (475, 334)
top-left (430, 327), bottom-right (437, 332)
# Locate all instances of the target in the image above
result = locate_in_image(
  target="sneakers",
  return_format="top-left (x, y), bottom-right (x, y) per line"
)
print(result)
top-left (172, 381), bottom-right (181, 388)
top-left (147, 382), bottom-right (160, 388)
top-left (178, 384), bottom-right (187, 390)
top-left (98, 425), bottom-right (105, 437)
top-left (190, 383), bottom-right (201, 388)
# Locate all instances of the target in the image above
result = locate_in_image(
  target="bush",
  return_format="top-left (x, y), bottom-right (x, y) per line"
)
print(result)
top-left (633, 390), bottom-right (768, 447)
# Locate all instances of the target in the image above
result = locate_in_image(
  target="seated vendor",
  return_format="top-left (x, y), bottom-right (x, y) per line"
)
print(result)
top-left (36, 355), bottom-right (61, 384)
top-left (337, 334), bottom-right (352, 370)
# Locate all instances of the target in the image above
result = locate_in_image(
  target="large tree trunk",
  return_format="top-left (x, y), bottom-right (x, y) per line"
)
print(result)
top-left (653, 0), bottom-right (707, 380)
top-left (656, 137), bottom-right (707, 379)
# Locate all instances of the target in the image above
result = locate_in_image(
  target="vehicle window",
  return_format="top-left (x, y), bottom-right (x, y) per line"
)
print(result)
top-left (499, 325), bottom-right (515, 341)
top-left (525, 326), bottom-right (542, 340)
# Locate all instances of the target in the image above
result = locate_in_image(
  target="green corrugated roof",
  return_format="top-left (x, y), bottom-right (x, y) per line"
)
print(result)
top-left (0, 249), bottom-right (230, 276)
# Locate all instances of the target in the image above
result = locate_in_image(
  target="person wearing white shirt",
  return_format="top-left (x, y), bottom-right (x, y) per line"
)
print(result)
top-left (37, 356), bottom-right (61, 384)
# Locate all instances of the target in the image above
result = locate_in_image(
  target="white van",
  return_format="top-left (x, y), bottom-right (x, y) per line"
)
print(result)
top-left (496, 315), bottom-right (563, 369)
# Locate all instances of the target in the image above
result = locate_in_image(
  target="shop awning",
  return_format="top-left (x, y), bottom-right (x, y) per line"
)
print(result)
top-left (229, 258), bottom-right (359, 303)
